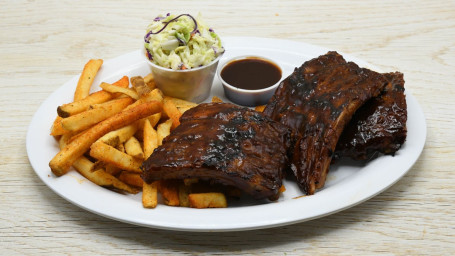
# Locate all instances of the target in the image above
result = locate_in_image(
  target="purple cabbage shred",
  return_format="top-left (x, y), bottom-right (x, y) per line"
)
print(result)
top-left (146, 50), bottom-right (153, 61)
top-left (144, 14), bottom-right (198, 43)
top-left (176, 37), bottom-right (186, 46)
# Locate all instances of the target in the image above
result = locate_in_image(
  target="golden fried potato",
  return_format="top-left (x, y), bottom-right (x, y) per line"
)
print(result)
top-left (255, 105), bottom-right (266, 112)
top-left (124, 136), bottom-right (144, 159)
top-left (143, 119), bottom-right (158, 158)
top-left (158, 180), bottom-right (180, 206)
top-left (112, 75), bottom-right (129, 88)
top-left (74, 59), bottom-right (103, 101)
top-left (73, 156), bottom-right (138, 194)
top-left (142, 181), bottom-right (158, 208)
top-left (148, 112), bottom-right (162, 128)
top-left (163, 98), bottom-right (182, 129)
top-left (211, 96), bottom-right (223, 103)
top-left (61, 97), bottom-right (133, 133)
top-left (90, 141), bottom-right (142, 173)
top-left (131, 76), bottom-right (151, 97)
top-left (49, 101), bottom-right (162, 176)
top-left (100, 82), bottom-right (139, 100)
top-left (188, 193), bottom-right (227, 208)
top-left (98, 123), bottom-right (137, 147)
top-left (163, 96), bottom-right (197, 108)
top-left (178, 184), bottom-right (191, 207)
top-left (156, 119), bottom-right (172, 146)
top-left (50, 116), bottom-right (69, 136)
top-left (143, 73), bottom-right (156, 90)
top-left (118, 172), bottom-right (143, 188)
top-left (58, 90), bottom-right (113, 118)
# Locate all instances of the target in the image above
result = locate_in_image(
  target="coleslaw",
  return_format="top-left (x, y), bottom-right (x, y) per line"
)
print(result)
top-left (144, 13), bottom-right (224, 70)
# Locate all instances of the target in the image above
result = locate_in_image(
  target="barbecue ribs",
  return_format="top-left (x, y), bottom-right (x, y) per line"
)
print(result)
top-left (141, 102), bottom-right (292, 200)
top-left (263, 51), bottom-right (388, 195)
top-left (334, 72), bottom-right (407, 160)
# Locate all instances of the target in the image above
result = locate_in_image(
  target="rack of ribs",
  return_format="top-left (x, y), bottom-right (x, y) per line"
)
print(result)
top-left (141, 102), bottom-right (292, 200)
top-left (334, 72), bottom-right (407, 160)
top-left (263, 51), bottom-right (388, 195)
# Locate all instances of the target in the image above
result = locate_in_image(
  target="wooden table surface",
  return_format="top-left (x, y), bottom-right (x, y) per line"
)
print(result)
top-left (1, 0), bottom-right (454, 255)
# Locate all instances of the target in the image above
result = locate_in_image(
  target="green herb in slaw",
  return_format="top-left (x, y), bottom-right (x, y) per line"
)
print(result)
top-left (144, 13), bottom-right (224, 70)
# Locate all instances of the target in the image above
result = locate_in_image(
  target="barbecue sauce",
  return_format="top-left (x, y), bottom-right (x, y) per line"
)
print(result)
top-left (221, 57), bottom-right (281, 90)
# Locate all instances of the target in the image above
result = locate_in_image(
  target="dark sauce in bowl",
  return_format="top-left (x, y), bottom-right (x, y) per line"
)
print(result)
top-left (220, 57), bottom-right (282, 90)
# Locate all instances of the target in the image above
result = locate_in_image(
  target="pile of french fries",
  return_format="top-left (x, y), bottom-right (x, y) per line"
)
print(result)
top-left (49, 59), bottom-right (228, 209)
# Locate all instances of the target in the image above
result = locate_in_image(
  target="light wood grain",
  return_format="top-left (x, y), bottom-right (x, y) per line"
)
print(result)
top-left (1, 0), bottom-right (454, 255)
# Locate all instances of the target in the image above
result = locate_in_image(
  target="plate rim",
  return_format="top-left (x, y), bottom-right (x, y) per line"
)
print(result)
top-left (26, 36), bottom-right (426, 232)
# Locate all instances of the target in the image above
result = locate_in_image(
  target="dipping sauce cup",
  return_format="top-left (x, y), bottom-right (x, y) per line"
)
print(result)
top-left (217, 55), bottom-right (282, 107)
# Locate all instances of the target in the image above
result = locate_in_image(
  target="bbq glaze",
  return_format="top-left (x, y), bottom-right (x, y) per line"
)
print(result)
top-left (334, 72), bottom-right (407, 160)
top-left (141, 103), bottom-right (292, 200)
top-left (263, 51), bottom-right (388, 195)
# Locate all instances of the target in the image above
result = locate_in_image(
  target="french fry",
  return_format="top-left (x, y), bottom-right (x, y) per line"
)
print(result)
top-left (118, 172), bottom-right (143, 188)
top-left (104, 164), bottom-right (122, 176)
top-left (142, 88), bottom-right (164, 103)
top-left (72, 156), bottom-right (139, 194)
top-left (116, 142), bottom-right (126, 153)
top-left (164, 96), bottom-right (197, 108)
top-left (143, 73), bottom-right (156, 90)
top-left (49, 101), bottom-right (162, 176)
top-left (135, 112), bottom-right (160, 142)
top-left (100, 82), bottom-right (139, 100)
top-left (58, 132), bottom-right (71, 149)
top-left (131, 76), bottom-right (151, 97)
top-left (74, 59), bottom-right (103, 101)
top-left (50, 116), bottom-right (69, 136)
top-left (163, 98), bottom-right (182, 129)
top-left (61, 97), bottom-right (133, 133)
top-left (124, 88), bottom-right (164, 111)
top-left (57, 91), bottom-right (113, 118)
top-left (65, 128), bottom-right (89, 145)
top-left (90, 141), bottom-right (142, 173)
top-left (98, 124), bottom-right (137, 147)
top-left (178, 184), bottom-right (191, 207)
top-left (52, 59), bottom-right (264, 208)
top-left (124, 136), bottom-right (144, 159)
top-left (143, 119), bottom-right (158, 158)
top-left (156, 119), bottom-right (172, 146)
top-left (91, 160), bottom-right (106, 172)
top-left (112, 75), bottom-right (129, 88)
top-left (57, 76), bottom-right (128, 118)
top-left (110, 75), bottom-right (131, 98)
top-left (142, 181), bottom-right (158, 208)
top-left (148, 112), bottom-right (162, 128)
top-left (211, 96), bottom-right (223, 103)
top-left (58, 135), bottom-right (137, 194)
top-left (158, 180), bottom-right (180, 206)
top-left (188, 193), bottom-right (227, 208)
top-left (255, 105), bottom-right (266, 112)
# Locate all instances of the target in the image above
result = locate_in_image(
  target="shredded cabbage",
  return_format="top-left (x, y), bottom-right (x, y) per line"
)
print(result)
top-left (144, 13), bottom-right (224, 70)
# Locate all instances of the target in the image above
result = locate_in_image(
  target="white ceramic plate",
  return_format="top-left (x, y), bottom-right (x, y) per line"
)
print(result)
top-left (27, 37), bottom-right (426, 232)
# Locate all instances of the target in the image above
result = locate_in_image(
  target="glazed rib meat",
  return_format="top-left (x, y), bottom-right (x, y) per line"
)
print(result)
top-left (263, 51), bottom-right (388, 195)
top-left (141, 103), bottom-right (292, 200)
top-left (334, 72), bottom-right (407, 160)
